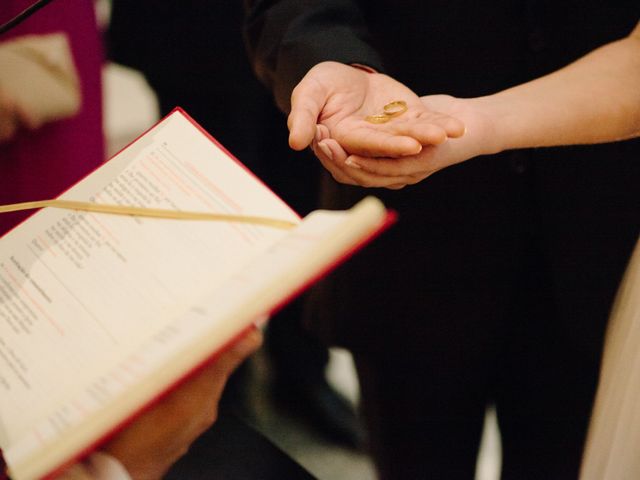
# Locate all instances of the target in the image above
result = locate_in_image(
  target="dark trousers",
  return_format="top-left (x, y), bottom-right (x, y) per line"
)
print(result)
top-left (353, 239), bottom-right (607, 480)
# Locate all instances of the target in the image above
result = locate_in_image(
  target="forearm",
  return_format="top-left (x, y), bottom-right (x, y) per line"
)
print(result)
top-left (481, 23), bottom-right (640, 152)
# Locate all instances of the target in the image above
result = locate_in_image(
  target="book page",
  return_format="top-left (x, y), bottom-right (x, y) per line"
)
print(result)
top-left (4, 197), bottom-right (388, 480)
top-left (0, 111), bottom-right (299, 448)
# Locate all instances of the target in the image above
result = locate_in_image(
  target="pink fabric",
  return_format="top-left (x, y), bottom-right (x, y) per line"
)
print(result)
top-left (0, 0), bottom-right (104, 235)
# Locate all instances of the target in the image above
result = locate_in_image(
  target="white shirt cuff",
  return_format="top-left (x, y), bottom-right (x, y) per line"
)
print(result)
top-left (82, 451), bottom-right (132, 480)
top-left (53, 452), bottom-right (131, 480)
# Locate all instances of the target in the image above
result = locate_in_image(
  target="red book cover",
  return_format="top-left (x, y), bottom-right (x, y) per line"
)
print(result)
top-left (0, 109), bottom-right (395, 479)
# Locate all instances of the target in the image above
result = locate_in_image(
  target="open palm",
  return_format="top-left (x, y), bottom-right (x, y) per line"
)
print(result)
top-left (288, 62), bottom-right (465, 158)
top-left (312, 94), bottom-right (500, 188)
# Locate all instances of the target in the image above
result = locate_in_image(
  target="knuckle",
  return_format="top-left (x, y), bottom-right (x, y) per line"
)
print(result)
top-left (196, 407), bottom-right (218, 434)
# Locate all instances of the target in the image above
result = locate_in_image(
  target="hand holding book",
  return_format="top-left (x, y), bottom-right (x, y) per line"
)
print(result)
top-left (100, 328), bottom-right (262, 480)
top-left (0, 109), bottom-right (392, 479)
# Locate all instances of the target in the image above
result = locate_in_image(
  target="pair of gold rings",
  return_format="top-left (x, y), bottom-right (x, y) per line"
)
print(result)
top-left (365, 100), bottom-right (408, 124)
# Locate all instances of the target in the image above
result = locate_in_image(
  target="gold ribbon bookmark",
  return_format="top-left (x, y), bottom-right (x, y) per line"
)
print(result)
top-left (0, 199), bottom-right (298, 230)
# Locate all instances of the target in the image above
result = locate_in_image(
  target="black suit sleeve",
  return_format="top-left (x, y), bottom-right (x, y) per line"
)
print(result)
top-left (244, 0), bottom-right (384, 112)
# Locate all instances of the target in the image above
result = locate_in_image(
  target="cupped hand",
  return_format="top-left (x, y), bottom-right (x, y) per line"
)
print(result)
top-left (312, 95), bottom-right (501, 189)
top-left (101, 328), bottom-right (263, 480)
top-left (289, 62), bottom-right (465, 158)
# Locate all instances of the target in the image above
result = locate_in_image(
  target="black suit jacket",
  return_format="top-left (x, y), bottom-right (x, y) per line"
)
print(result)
top-left (246, 0), bottom-right (640, 355)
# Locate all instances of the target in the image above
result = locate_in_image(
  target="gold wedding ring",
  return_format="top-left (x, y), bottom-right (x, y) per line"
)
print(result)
top-left (365, 114), bottom-right (392, 124)
top-left (383, 100), bottom-right (408, 117)
top-left (365, 100), bottom-right (408, 124)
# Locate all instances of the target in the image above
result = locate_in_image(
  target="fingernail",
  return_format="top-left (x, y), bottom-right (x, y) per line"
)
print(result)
top-left (318, 142), bottom-right (333, 160)
top-left (315, 125), bottom-right (322, 143)
top-left (345, 158), bottom-right (361, 169)
top-left (253, 315), bottom-right (269, 330)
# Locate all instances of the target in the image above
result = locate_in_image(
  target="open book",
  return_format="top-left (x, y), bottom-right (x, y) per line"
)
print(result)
top-left (0, 109), bottom-right (394, 480)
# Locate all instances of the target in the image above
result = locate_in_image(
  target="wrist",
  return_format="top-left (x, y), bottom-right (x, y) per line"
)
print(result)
top-left (468, 94), bottom-right (516, 155)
